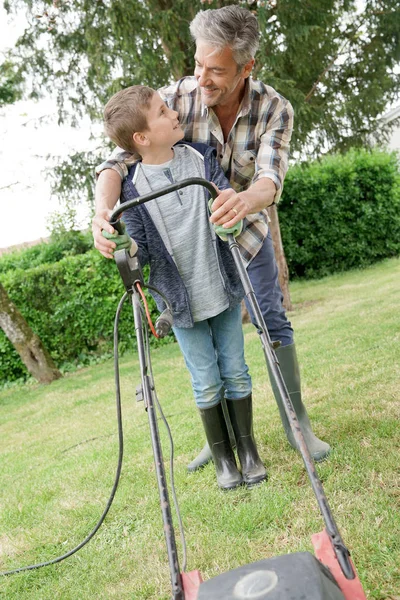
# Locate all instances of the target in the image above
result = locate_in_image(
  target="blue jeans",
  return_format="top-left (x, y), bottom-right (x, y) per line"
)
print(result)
top-left (246, 230), bottom-right (294, 347)
top-left (173, 304), bottom-right (252, 409)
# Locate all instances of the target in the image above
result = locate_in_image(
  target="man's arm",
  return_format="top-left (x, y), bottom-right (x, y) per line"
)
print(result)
top-left (92, 169), bottom-right (123, 259)
top-left (211, 93), bottom-right (293, 229)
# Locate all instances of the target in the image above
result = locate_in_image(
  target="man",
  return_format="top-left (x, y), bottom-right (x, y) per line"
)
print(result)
top-left (92, 5), bottom-right (330, 466)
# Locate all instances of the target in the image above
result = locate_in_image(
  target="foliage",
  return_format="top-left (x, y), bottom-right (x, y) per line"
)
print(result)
top-left (0, 249), bottom-right (165, 384)
top-left (0, 59), bottom-right (24, 106)
top-left (279, 148), bottom-right (400, 278)
top-left (0, 229), bottom-right (93, 275)
top-left (255, 0), bottom-right (400, 153)
top-left (2, 0), bottom-right (399, 210)
top-left (46, 150), bottom-right (102, 229)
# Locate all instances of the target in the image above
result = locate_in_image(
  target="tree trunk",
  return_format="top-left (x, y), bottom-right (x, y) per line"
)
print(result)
top-left (267, 205), bottom-right (293, 311)
top-left (0, 283), bottom-right (62, 384)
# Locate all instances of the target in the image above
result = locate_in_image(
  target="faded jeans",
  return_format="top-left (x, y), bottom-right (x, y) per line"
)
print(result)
top-left (173, 304), bottom-right (252, 409)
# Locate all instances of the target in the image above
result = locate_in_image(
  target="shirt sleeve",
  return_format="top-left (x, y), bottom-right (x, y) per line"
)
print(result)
top-left (95, 147), bottom-right (138, 180)
top-left (253, 97), bottom-right (294, 203)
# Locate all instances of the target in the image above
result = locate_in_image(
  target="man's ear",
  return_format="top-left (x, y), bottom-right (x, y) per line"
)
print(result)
top-left (242, 58), bottom-right (255, 79)
top-left (133, 131), bottom-right (150, 148)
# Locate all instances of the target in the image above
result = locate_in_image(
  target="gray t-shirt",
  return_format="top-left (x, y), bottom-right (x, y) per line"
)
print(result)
top-left (137, 145), bottom-right (228, 322)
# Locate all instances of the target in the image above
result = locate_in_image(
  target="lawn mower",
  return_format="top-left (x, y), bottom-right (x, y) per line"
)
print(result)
top-left (109, 177), bottom-right (368, 600)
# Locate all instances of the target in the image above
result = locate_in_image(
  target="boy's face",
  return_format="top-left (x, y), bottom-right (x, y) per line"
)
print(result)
top-left (144, 93), bottom-right (184, 147)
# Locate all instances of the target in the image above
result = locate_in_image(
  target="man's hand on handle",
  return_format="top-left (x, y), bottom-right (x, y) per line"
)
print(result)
top-left (209, 178), bottom-right (277, 229)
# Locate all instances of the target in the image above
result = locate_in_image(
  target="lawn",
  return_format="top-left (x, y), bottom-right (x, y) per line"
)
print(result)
top-left (1, 257), bottom-right (399, 599)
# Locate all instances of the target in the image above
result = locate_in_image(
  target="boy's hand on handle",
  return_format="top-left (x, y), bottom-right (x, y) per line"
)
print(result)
top-left (101, 221), bottom-right (136, 256)
top-left (92, 209), bottom-right (117, 259)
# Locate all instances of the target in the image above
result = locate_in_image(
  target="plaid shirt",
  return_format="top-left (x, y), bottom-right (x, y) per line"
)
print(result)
top-left (97, 76), bottom-right (293, 265)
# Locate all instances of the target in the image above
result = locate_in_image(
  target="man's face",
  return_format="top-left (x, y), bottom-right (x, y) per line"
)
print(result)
top-left (194, 41), bottom-right (254, 108)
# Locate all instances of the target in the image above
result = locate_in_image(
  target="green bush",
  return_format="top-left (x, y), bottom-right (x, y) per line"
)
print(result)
top-left (0, 229), bottom-right (93, 275)
top-left (279, 148), bottom-right (400, 278)
top-left (0, 251), bottom-right (166, 384)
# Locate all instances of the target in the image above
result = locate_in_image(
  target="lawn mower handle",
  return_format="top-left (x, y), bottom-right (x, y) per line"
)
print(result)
top-left (109, 177), bottom-right (217, 231)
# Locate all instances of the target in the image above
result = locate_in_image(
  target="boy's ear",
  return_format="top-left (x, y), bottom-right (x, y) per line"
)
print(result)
top-left (133, 131), bottom-right (150, 147)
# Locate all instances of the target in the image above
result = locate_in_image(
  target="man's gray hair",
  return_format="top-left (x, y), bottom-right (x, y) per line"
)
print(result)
top-left (189, 4), bottom-right (259, 68)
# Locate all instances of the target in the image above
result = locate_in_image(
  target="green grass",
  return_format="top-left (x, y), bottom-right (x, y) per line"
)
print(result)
top-left (1, 257), bottom-right (399, 599)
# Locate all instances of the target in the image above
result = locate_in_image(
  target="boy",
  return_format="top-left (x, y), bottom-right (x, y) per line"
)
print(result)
top-left (102, 85), bottom-right (266, 489)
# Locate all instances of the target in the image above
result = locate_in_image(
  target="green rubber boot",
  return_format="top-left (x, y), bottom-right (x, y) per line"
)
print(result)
top-left (226, 394), bottom-right (267, 486)
top-left (198, 402), bottom-right (243, 490)
top-left (269, 343), bottom-right (331, 462)
top-left (187, 397), bottom-right (236, 472)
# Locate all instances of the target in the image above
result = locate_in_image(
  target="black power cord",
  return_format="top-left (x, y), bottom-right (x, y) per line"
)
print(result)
top-left (0, 292), bottom-right (128, 576)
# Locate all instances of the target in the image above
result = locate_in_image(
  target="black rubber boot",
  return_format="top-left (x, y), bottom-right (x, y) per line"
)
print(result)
top-left (187, 398), bottom-right (236, 472)
top-left (198, 402), bottom-right (243, 490)
top-left (226, 394), bottom-right (267, 487)
top-left (269, 343), bottom-right (331, 462)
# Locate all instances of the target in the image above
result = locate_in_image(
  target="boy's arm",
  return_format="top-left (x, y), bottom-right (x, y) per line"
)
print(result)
top-left (92, 169), bottom-right (123, 259)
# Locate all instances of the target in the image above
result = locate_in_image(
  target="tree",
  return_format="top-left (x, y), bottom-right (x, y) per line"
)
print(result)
top-left (0, 59), bottom-right (24, 106)
top-left (5, 0), bottom-right (399, 150)
top-left (3, 0), bottom-right (400, 308)
top-left (0, 283), bottom-right (62, 384)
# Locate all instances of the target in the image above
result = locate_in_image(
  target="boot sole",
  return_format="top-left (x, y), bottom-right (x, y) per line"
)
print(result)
top-left (187, 457), bottom-right (213, 473)
top-left (243, 473), bottom-right (268, 488)
top-left (219, 480), bottom-right (244, 491)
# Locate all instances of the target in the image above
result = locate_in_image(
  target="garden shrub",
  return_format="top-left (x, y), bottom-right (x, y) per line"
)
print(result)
top-left (0, 229), bottom-right (93, 275)
top-left (279, 148), bottom-right (400, 278)
top-left (0, 250), bottom-right (163, 384)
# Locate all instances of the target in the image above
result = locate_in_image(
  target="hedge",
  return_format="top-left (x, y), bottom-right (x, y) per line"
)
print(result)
top-left (278, 148), bottom-right (400, 279)
top-left (0, 229), bottom-right (93, 275)
top-left (0, 250), bottom-right (163, 384)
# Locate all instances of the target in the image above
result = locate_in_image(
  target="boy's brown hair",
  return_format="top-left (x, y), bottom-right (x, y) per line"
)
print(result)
top-left (103, 85), bottom-right (155, 153)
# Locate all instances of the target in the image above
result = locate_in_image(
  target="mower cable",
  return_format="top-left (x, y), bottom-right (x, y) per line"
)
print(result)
top-left (0, 292), bottom-right (128, 577)
top-left (136, 282), bottom-right (160, 338)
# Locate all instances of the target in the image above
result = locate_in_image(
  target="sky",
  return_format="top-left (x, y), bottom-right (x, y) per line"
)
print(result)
top-left (0, 3), bottom-right (102, 250)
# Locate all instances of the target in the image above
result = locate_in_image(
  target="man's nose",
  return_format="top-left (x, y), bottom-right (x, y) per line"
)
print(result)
top-left (197, 70), bottom-right (210, 86)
